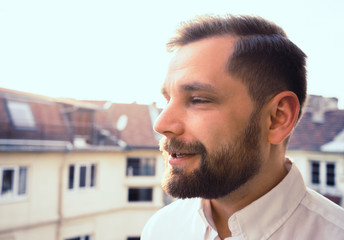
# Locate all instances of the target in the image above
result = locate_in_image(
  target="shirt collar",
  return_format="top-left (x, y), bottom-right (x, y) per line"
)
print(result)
top-left (199, 159), bottom-right (307, 240)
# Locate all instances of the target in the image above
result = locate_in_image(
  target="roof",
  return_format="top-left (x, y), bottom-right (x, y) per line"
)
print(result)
top-left (94, 102), bottom-right (160, 149)
top-left (0, 87), bottom-right (161, 151)
top-left (0, 87), bottom-right (55, 103)
top-left (0, 87), bottom-right (101, 110)
top-left (288, 110), bottom-right (344, 152)
top-left (321, 129), bottom-right (344, 152)
top-left (0, 89), bottom-right (70, 142)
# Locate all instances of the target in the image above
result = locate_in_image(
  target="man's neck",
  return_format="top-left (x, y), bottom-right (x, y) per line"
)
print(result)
top-left (209, 157), bottom-right (289, 239)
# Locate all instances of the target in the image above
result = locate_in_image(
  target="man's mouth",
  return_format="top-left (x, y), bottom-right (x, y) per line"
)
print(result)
top-left (171, 152), bottom-right (195, 158)
top-left (160, 138), bottom-right (206, 166)
top-left (167, 151), bottom-right (199, 166)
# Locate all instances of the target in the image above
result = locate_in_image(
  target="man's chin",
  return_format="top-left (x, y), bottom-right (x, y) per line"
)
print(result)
top-left (161, 169), bottom-right (205, 199)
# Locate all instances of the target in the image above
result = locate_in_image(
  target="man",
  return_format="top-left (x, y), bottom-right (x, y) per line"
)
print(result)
top-left (142, 15), bottom-right (344, 240)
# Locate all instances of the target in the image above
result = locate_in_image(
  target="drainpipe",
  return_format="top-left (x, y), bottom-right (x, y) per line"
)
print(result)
top-left (56, 148), bottom-right (69, 240)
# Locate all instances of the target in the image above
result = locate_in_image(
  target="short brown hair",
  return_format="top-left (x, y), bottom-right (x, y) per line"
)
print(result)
top-left (167, 15), bottom-right (307, 120)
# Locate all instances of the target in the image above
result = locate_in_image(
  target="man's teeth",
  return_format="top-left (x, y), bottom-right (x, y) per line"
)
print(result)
top-left (172, 153), bottom-right (190, 158)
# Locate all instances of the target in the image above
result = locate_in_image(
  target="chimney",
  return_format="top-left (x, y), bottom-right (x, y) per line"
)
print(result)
top-left (305, 95), bottom-right (338, 124)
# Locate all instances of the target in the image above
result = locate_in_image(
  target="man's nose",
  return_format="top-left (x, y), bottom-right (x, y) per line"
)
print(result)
top-left (153, 101), bottom-right (184, 138)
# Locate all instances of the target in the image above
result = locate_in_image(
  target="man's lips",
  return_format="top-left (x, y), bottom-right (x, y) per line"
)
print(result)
top-left (168, 152), bottom-right (198, 166)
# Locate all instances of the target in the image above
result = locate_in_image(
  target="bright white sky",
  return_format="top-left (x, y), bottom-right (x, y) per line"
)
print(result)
top-left (1, 0), bottom-right (343, 108)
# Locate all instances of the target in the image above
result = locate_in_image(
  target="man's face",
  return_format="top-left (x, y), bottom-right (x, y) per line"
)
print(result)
top-left (154, 36), bottom-right (263, 199)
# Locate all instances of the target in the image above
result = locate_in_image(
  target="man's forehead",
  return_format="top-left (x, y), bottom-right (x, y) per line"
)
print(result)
top-left (161, 36), bottom-right (237, 94)
top-left (169, 35), bottom-right (237, 68)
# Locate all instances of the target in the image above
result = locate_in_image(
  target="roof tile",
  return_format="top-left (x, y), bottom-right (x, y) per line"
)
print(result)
top-left (288, 110), bottom-right (344, 151)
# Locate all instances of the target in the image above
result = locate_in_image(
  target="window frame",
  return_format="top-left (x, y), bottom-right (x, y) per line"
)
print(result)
top-left (126, 157), bottom-right (156, 177)
top-left (309, 160), bottom-right (337, 188)
top-left (64, 234), bottom-right (91, 240)
top-left (310, 161), bottom-right (320, 185)
top-left (5, 100), bottom-right (37, 130)
top-left (128, 187), bottom-right (153, 202)
top-left (326, 162), bottom-right (336, 187)
top-left (0, 165), bottom-right (28, 202)
top-left (68, 163), bottom-right (97, 191)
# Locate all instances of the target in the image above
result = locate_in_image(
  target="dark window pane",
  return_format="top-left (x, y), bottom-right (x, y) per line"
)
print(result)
top-left (68, 165), bottom-right (75, 189)
top-left (90, 164), bottom-right (96, 187)
top-left (18, 167), bottom-right (27, 195)
top-left (128, 188), bottom-right (153, 202)
top-left (79, 166), bottom-right (87, 188)
top-left (127, 158), bottom-right (140, 176)
top-left (1, 169), bottom-right (14, 195)
top-left (127, 237), bottom-right (140, 240)
top-left (142, 158), bottom-right (155, 176)
top-left (326, 163), bottom-right (335, 186)
top-left (311, 162), bottom-right (320, 184)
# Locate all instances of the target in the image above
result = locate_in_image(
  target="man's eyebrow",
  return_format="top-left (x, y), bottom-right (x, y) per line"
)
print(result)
top-left (160, 82), bottom-right (216, 97)
top-left (180, 82), bottom-right (216, 92)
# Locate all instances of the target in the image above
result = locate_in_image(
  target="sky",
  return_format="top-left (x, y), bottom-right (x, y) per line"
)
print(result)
top-left (1, 0), bottom-right (344, 108)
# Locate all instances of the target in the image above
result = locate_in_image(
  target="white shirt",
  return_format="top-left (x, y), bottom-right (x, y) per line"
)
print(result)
top-left (141, 162), bottom-right (344, 240)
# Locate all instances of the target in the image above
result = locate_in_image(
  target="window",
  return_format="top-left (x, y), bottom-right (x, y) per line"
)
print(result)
top-left (126, 157), bottom-right (156, 176)
top-left (310, 161), bottom-right (336, 187)
top-left (311, 161), bottom-right (320, 184)
top-left (65, 235), bottom-right (90, 240)
top-left (128, 187), bottom-right (153, 202)
top-left (0, 166), bottom-right (27, 200)
top-left (326, 163), bottom-right (335, 186)
top-left (68, 163), bottom-right (96, 190)
top-left (6, 100), bottom-right (36, 129)
top-left (127, 237), bottom-right (140, 240)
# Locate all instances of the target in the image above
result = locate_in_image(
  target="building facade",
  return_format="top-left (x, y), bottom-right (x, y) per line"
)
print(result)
top-left (0, 88), bottom-right (165, 240)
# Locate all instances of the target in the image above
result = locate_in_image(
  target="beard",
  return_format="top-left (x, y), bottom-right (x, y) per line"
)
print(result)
top-left (160, 109), bottom-right (263, 199)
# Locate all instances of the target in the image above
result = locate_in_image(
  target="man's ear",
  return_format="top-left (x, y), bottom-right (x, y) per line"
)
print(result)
top-left (267, 91), bottom-right (300, 144)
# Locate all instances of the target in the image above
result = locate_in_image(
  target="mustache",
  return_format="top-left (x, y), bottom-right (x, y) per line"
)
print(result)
top-left (159, 137), bottom-right (207, 154)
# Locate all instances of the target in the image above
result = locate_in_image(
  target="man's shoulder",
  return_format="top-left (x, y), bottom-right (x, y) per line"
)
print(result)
top-left (301, 188), bottom-right (344, 229)
top-left (148, 197), bottom-right (201, 222)
top-left (141, 198), bottom-right (203, 239)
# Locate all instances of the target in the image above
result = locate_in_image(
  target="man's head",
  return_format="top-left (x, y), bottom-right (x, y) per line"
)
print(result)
top-left (154, 15), bottom-right (307, 199)
top-left (168, 15), bottom-right (307, 119)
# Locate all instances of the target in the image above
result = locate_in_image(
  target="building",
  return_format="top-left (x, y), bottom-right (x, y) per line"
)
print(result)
top-left (0, 88), bottom-right (164, 240)
top-left (288, 95), bottom-right (344, 206)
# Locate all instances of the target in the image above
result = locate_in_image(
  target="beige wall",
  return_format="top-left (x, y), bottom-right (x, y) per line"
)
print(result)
top-left (63, 150), bottom-right (164, 216)
top-left (287, 150), bottom-right (344, 207)
top-left (0, 149), bottom-right (165, 240)
top-left (60, 209), bottom-right (158, 240)
top-left (0, 152), bottom-right (60, 231)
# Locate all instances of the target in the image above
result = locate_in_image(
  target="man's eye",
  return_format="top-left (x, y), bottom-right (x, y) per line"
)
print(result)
top-left (163, 95), bottom-right (170, 105)
top-left (191, 97), bottom-right (210, 104)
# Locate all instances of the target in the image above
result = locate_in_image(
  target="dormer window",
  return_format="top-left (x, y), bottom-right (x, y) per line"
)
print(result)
top-left (6, 100), bottom-right (36, 130)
